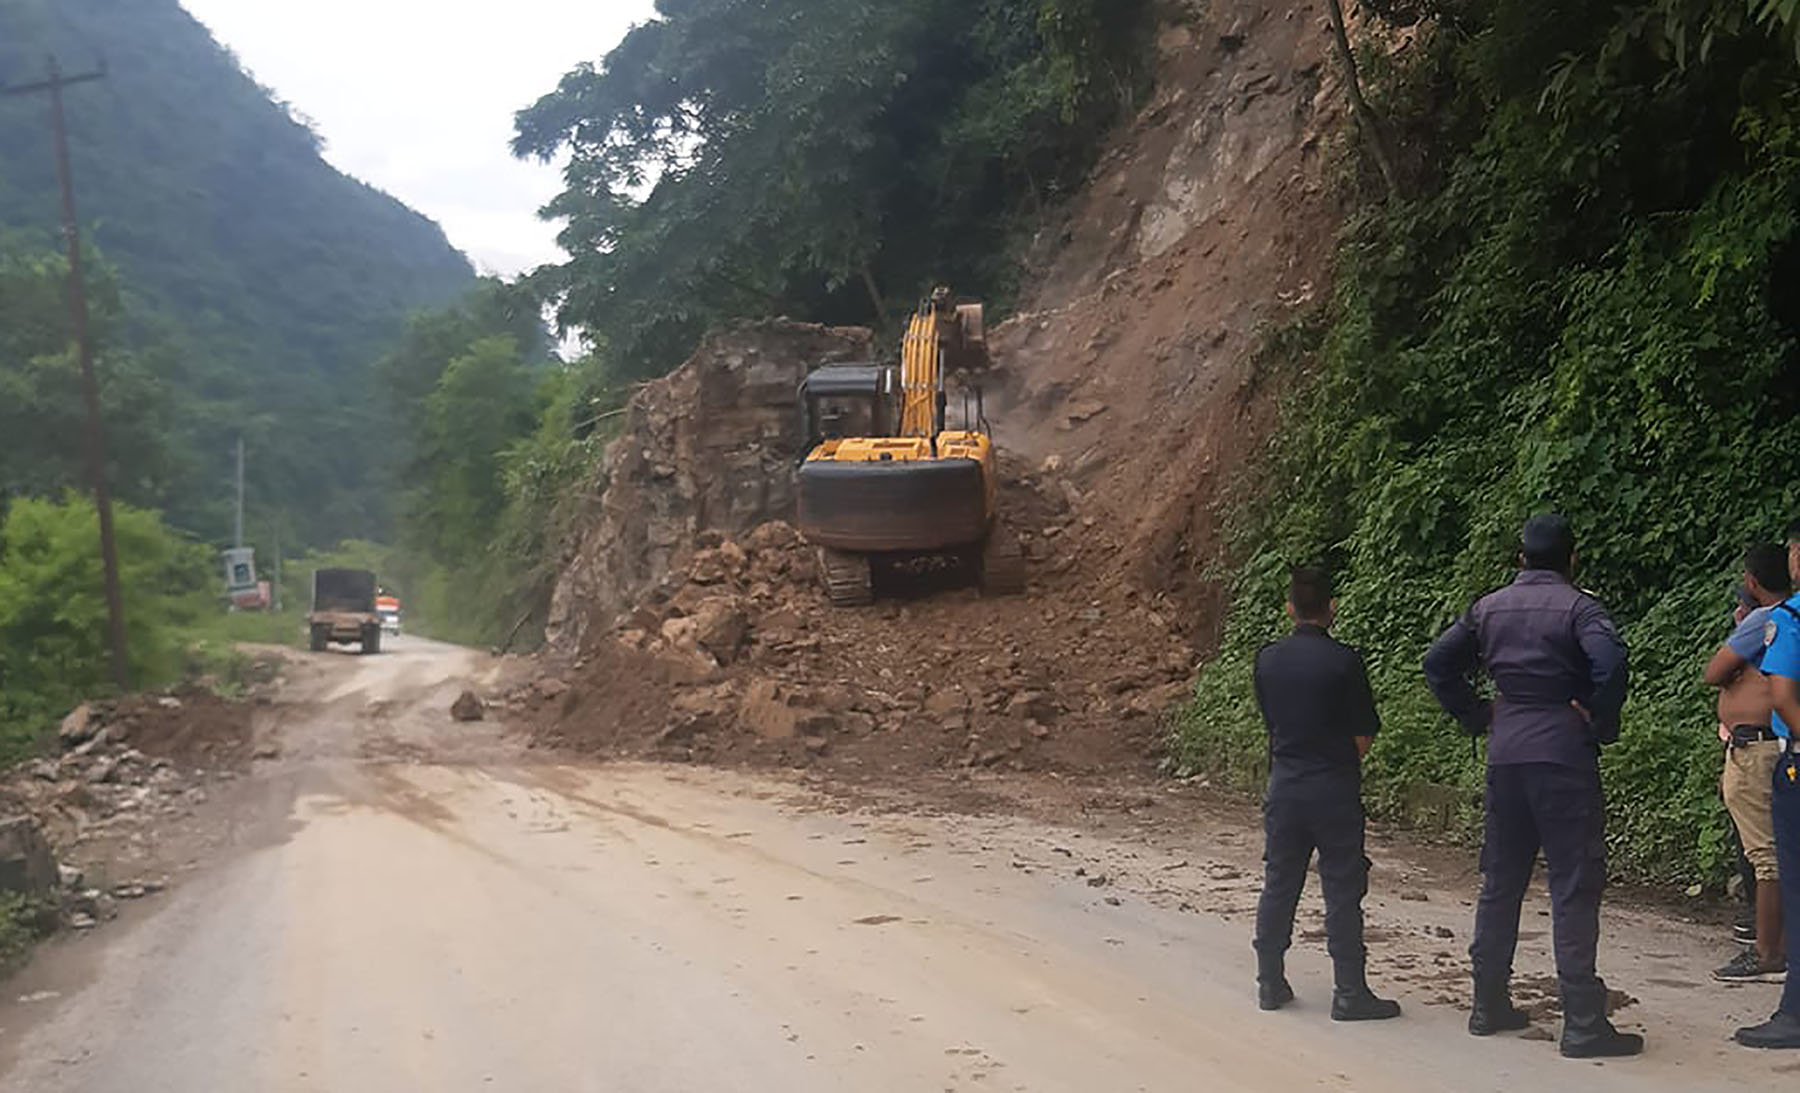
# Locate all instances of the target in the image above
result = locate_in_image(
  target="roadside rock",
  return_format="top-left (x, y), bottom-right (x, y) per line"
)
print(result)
top-left (0, 816), bottom-right (57, 896)
top-left (1006, 691), bottom-right (1061, 723)
top-left (59, 703), bottom-right (97, 746)
top-left (738, 679), bottom-right (800, 741)
top-left (450, 691), bottom-right (486, 722)
top-left (692, 596), bottom-right (750, 664)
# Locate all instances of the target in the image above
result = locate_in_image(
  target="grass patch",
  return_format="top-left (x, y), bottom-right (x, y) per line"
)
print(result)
top-left (0, 893), bottom-right (55, 975)
top-left (177, 610), bottom-right (302, 699)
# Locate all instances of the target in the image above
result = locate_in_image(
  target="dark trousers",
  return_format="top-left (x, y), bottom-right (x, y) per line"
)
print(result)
top-left (1775, 747), bottom-right (1800, 1016)
top-left (1254, 764), bottom-right (1368, 985)
top-left (1469, 762), bottom-right (1606, 990)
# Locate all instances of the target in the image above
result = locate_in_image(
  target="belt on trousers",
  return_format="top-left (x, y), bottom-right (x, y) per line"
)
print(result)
top-left (1730, 724), bottom-right (1782, 748)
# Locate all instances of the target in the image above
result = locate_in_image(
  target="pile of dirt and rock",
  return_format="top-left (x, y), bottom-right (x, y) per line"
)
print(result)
top-left (545, 320), bottom-right (875, 653)
top-left (0, 685), bottom-right (259, 930)
top-left (519, 464), bottom-right (1194, 775)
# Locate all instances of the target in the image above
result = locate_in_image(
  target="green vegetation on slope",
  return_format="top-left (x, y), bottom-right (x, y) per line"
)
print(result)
top-left (1175, 0), bottom-right (1800, 884)
top-left (0, 0), bottom-right (474, 548)
top-left (0, 495), bottom-right (213, 760)
top-left (345, 282), bottom-right (602, 647)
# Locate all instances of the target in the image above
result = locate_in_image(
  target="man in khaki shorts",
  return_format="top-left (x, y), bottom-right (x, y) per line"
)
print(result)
top-left (1706, 544), bottom-right (1790, 983)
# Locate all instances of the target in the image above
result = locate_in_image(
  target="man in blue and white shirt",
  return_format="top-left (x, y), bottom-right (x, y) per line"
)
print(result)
top-left (1705, 547), bottom-right (1790, 984)
top-left (1740, 522), bottom-right (1800, 1049)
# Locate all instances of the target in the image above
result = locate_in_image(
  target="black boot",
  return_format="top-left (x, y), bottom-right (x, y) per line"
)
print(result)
top-left (1469, 972), bottom-right (1531, 1036)
top-left (1559, 980), bottom-right (1643, 1059)
top-left (1332, 985), bottom-right (1402, 1021)
top-left (1331, 959), bottom-right (1401, 1022)
top-left (1259, 977), bottom-right (1295, 1011)
top-left (1257, 952), bottom-right (1294, 1011)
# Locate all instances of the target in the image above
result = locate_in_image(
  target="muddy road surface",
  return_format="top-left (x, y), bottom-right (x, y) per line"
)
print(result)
top-left (0, 636), bottom-right (1789, 1090)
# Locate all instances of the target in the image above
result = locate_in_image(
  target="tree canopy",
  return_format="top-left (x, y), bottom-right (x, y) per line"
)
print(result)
top-left (514, 0), bottom-right (1151, 378)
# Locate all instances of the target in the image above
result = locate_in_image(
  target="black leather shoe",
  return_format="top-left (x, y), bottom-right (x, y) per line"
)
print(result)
top-left (1736, 1010), bottom-right (1800, 1049)
top-left (1258, 978), bottom-right (1295, 1011)
top-left (1331, 987), bottom-right (1401, 1021)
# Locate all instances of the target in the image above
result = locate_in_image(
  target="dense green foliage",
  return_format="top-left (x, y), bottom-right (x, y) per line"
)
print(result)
top-left (0, 495), bottom-right (211, 760)
top-left (1176, 0), bottom-right (1800, 883)
top-left (0, 237), bottom-right (179, 510)
top-left (357, 284), bottom-right (603, 646)
top-left (514, 0), bottom-right (1152, 377)
top-left (0, 0), bottom-right (473, 547)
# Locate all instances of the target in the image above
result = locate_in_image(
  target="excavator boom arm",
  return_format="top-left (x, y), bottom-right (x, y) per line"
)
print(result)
top-left (899, 305), bottom-right (941, 438)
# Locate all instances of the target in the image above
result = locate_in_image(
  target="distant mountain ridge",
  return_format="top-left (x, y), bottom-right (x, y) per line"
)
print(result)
top-left (0, 0), bottom-right (475, 546)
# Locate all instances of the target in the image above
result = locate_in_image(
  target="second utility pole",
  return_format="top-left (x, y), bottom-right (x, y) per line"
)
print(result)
top-left (2, 55), bottom-right (129, 690)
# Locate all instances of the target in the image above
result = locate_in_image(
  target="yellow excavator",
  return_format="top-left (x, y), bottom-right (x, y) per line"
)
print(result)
top-left (794, 286), bottom-right (1024, 606)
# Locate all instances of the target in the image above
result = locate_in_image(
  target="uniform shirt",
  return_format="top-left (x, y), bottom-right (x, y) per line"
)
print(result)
top-left (1252, 624), bottom-right (1380, 774)
top-left (1422, 569), bottom-right (1629, 769)
top-left (1758, 593), bottom-right (1800, 739)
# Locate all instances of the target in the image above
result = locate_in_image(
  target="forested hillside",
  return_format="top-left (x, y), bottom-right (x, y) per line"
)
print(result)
top-left (0, 0), bottom-right (473, 547)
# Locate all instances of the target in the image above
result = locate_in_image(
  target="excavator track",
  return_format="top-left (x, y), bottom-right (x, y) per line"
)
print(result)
top-left (979, 525), bottom-right (1026, 596)
top-left (820, 548), bottom-right (874, 607)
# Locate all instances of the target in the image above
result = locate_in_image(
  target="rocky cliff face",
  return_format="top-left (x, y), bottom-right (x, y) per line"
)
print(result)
top-left (544, 322), bottom-right (874, 654)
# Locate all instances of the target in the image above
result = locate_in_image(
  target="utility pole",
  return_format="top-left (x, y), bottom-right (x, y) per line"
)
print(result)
top-left (1, 56), bottom-right (129, 690)
top-left (234, 435), bottom-right (245, 548)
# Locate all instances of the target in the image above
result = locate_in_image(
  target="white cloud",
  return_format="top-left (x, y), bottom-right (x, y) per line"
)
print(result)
top-left (180, 0), bottom-right (655, 277)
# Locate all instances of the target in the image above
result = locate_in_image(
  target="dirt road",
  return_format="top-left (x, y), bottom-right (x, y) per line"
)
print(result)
top-left (0, 637), bottom-right (1790, 1090)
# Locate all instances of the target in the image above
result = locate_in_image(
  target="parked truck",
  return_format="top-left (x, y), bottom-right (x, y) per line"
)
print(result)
top-left (308, 568), bottom-right (382, 654)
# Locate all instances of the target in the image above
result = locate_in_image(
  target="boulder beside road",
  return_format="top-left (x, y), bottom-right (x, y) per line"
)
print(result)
top-left (0, 815), bottom-right (58, 897)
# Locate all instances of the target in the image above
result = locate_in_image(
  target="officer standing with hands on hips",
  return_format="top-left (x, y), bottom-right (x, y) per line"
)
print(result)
top-left (1251, 565), bottom-right (1402, 1021)
top-left (1423, 514), bottom-right (1642, 1058)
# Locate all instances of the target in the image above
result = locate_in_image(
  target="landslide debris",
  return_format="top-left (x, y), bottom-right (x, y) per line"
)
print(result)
top-left (520, 466), bottom-right (1193, 775)
top-left (0, 667), bottom-right (269, 934)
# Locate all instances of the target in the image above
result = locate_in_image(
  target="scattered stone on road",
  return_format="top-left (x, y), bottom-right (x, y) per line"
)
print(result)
top-left (450, 691), bottom-right (486, 722)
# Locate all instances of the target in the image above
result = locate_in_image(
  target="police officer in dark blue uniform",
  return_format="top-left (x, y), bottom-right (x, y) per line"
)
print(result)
top-left (1252, 565), bottom-right (1401, 1021)
top-left (1423, 514), bottom-right (1642, 1058)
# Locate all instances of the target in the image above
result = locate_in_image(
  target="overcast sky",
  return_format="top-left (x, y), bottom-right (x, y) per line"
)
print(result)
top-left (179, 0), bottom-right (657, 277)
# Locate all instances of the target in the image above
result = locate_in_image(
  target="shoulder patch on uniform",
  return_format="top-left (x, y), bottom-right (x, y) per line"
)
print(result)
top-left (1766, 615), bottom-right (1779, 648)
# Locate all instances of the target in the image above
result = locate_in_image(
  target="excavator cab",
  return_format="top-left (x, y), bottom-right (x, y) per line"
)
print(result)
top-left (799, 364), bottom-right (895, 449)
